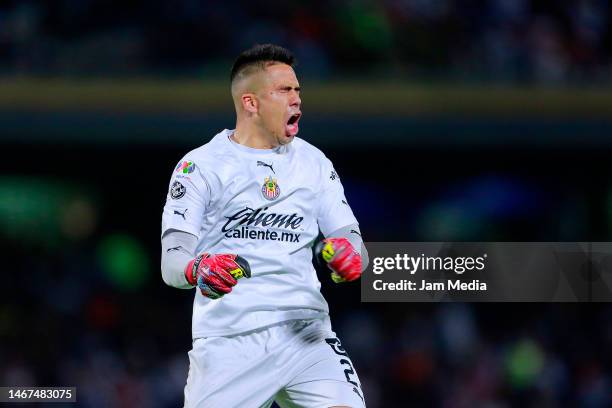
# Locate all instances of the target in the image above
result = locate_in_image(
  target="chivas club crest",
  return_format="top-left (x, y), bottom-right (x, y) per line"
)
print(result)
top-left (262, 176), bottom-right (280, 201)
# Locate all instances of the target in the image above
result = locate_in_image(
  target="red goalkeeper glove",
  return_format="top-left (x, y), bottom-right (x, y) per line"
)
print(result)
top-left (316, 238), bottom-right (362, 283)
top-left (184, 253), bottom-right (251, 299)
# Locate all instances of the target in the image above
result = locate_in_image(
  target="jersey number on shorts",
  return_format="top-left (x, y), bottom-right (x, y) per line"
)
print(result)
top-left (325, 338), bottom-right (365, 403)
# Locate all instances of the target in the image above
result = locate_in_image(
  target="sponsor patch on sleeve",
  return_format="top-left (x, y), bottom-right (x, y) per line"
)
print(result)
top-left (175, 160), bottom-right (195, 174)
top-left (170, 181), bottom-right (186, 199)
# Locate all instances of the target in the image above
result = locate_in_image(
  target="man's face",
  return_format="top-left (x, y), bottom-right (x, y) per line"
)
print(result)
top-left (255, 64), bottom-right (301, 146)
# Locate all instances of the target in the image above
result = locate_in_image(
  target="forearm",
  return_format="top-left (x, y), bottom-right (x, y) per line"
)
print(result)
top-left (161, 230), bottom-right (198, 289)
top-left (327, 223), bottom-right (369, 271)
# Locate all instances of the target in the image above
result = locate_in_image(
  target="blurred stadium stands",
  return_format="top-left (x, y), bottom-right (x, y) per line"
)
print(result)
top-left (1, 1), bottom-right (611, 407)
top-left (1, 0), bottom-right (611, 82)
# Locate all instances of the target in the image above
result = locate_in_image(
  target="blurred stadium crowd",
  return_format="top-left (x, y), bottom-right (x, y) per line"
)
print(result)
top-left (1, 147), bottom-right (610, 407)
top-left (2, 256), bottom-right (612, 407)
top-left (1, 1), bottom-right (612, 407)
top-left (0, 0), bottom-right (610, 83)
top-left (3, 269), bottom-right (612, 408)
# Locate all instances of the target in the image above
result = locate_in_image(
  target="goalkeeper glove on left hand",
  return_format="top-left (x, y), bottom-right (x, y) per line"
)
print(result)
top-left (316, 237), bottom-right (362, 283)
top-left (184, 253), bottom-right (251, 299)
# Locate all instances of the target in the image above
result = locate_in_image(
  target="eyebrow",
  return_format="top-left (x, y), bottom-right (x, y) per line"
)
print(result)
top-left (279, 85), bottom-right (300, 91)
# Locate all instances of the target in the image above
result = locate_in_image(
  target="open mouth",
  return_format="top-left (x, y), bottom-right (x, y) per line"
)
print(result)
top-left (285, 113), bottom-right (301, 137)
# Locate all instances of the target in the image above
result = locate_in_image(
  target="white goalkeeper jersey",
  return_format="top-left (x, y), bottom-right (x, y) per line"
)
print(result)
top-left (161, 129), bottom-right (358, 338)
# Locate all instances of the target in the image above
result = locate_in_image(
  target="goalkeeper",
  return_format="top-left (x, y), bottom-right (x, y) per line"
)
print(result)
top-left (160, 44), bottom-right (368, 408)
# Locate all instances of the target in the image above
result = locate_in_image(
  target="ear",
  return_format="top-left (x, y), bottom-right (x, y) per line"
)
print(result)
top-left (241, 93), bottom-right (258, 114)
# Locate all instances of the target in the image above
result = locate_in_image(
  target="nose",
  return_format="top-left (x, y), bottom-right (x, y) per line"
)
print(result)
top-left (291, 91), bottom-right (301, 108)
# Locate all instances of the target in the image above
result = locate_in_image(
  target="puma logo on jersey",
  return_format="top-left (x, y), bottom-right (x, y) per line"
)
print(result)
top-left (167, 246), bottom-right (182, 252)
top-left (173, 209), bottom-right (188, 219)
top-left (350, 229), bottom-right (361, 237)
top-left (257, 161), bottom-right (275, 174)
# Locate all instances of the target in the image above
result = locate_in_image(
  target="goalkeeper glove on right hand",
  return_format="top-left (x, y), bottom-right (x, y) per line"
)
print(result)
top-left (316, 238), bottom-right (362, 283)
top-left (184, 253), bottom-right (251, 299)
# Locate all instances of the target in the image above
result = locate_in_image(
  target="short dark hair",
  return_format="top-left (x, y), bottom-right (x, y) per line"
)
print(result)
top-left (230, 44), bottom-right (295, 82)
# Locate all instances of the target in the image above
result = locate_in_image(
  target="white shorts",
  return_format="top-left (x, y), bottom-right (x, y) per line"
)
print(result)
top-left (184, 317), bottom-right (366, 408)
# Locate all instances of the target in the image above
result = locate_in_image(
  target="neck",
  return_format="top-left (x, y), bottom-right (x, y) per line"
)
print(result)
top-left (232, 121), bottom-right (278, 149)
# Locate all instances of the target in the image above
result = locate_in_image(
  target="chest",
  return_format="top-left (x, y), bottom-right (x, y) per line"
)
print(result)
top-left (218, 158), bottom-right (319, 207)
top-left (207, 157), bottom-right (322, 234)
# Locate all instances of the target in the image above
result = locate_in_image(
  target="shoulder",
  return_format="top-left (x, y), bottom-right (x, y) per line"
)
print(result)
top-left (184, 130), bottom-right (229, 161)
top-left (169, 131), bottom-right (237, 197)
top-left (176, 130), bottom-right (234, 173)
